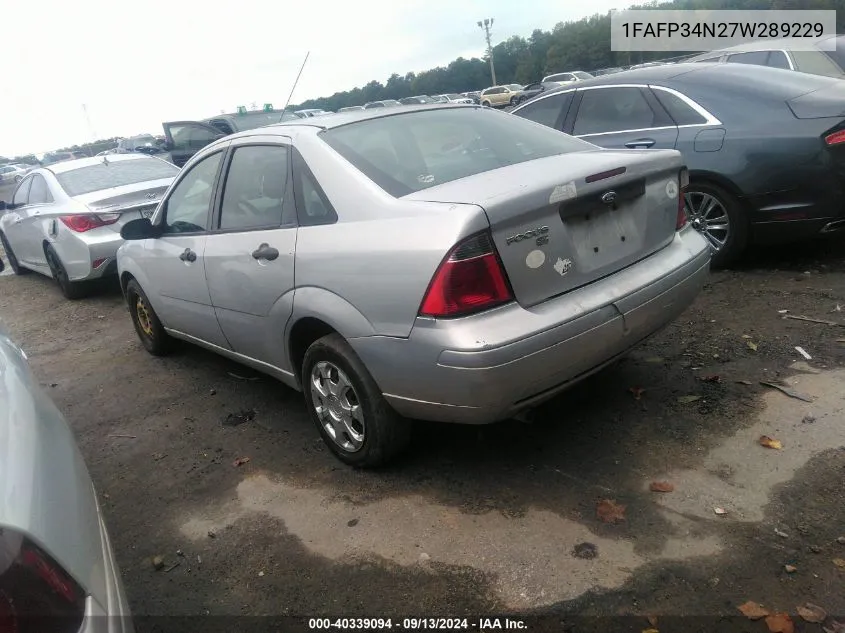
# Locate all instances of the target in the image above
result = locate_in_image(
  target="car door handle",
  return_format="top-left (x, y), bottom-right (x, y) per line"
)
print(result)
top-left (252, 243), bottom-right (279, 261)
top-left (179, 248), bottom-right (197, 262)
top-left (624, 138), bottom-right (656, 148)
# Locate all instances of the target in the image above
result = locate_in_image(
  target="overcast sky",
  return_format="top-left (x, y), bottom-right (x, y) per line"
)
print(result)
top-left (1, 0), bottom-right (623, 157)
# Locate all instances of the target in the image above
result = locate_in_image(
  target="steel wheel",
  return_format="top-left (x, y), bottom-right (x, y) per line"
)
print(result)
top-left (135, 296), bottom-right (154, 337)
top-left (310, 360), bottom-right (365, 453)
top-left (685, 190), bottom-right (730, 252)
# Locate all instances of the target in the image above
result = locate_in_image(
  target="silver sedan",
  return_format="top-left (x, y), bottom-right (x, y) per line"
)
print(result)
top-left (0, 154), bottom-right (179, 299)
top-left (0, 326), bottom-right (133, 630)
top-left (116, 105), bottom-right (710, 467)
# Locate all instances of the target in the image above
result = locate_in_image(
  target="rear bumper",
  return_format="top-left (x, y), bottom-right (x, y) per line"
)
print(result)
top-left (349, 228), bottom-right (711, 424)
top-left (56, 232), bottom-right (123, 281)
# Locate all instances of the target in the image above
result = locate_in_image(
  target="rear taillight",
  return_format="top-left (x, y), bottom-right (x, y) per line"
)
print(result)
top-left (825, 129), bottom-right (845, 146)
top-left (419, 232), bottom-right (514, 318)
top-left (59, 213), bottom-right (120, 233)
top-left (0, 527), bottom-right (86, 632)
top-left (676, 168), bottom-right (689, 231)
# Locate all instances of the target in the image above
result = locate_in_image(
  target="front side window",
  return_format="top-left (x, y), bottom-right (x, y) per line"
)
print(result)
top-left (56, 158), bottom-right (178, 196)
top-left (13, 177), bottom-right (32, 206)
top-left (27, 175), bottom-right (53, 204)
top-left (321, 108), bottom-right (594, 197)
top-left (514, 92), bottom-right (574, 130)
top-left (219, 145), bottom-right (290, 231)
top-left (573, 87), bottom-right (656, 136)
top-left (162, 152), bottom-right (222, 233)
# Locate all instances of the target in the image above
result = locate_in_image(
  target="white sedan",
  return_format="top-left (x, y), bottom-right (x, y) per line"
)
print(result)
top-left (0, 154), bottom-right (179, 299)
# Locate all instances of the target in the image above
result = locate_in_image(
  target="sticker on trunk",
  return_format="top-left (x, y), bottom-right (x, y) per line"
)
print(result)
top-left (549, 181), bottom-right (577, 204)
top-left (666, 180), bottom-right (678, 199)
top-left (525, 249), bottom-right (546, 269)
top-left (554, 257), bottom-right (574, 276)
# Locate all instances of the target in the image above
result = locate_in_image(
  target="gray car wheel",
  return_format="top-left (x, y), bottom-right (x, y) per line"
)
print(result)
top-left (302, 333), bottom-right (411, 468)
top-left (44, 244), bottom-right (85, 300)
top-left (685, 182), bottom-right (747, 269)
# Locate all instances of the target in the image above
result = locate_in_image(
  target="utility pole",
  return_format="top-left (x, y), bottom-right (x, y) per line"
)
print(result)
top-left (81, 104), bottom-right (97, 142)
top-left (477, 18), bottom-right (497, 85)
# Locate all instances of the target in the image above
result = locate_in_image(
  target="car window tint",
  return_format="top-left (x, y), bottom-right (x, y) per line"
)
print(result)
top-left (13, 177), bottom-right (31, 205)
top-left (321, 108), bottom-right (594, 197)
top-left (56, 158), bottom-right (178, 196)
top-left (163, 152), bottom-right (222, 233)
top-left (514, 92), bottom-right (573, 130)
top-left (299, 166), bottom-right (337, 225)
top-left (220, 145), bottom-right (290, 230)
top-left (27, 175), bottom-right (53, 204)
top-left (573, 87), bottom-right (656, 135)
top-left (766, 51), bottom-right (791, 69)
top-left (727, 50), bottom-right (771, 66)
top-left (169, 124), bottom-right (223, 151)
top-left (652, 89), bottom-right (707, 125)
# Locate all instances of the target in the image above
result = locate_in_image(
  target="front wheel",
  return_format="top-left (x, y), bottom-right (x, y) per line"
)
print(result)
top-left (510, 96), bottom-right (519, 106)
top-left (14, 175), bottom-right (22, 183)
top-left (0, 232), bottom-right (29, 275)
top-left (685, 182), bottom-right (747, 269)
top-left (302, 333), bottom-right (411, 468)
top-left (481, 100), bottom-right (491, 107)
top-left (44, 244), bottom-right (86, 299)
top-left (126, 279), bottom-right (173, 356)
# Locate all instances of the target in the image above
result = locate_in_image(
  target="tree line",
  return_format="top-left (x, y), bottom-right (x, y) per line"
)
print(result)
top-left (290, 0), bottom-right (845, 111)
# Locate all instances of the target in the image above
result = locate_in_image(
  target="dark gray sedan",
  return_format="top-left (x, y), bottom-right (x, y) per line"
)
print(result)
top-left (512, 63), bottom-right (845, 266)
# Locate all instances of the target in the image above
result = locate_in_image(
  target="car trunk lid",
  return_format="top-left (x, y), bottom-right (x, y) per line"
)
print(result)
top-left (72, 178), bottom-right (171, 229)
top-left (787, 80), bottom-right (845, 119)
top-left (404, 149), bottom-right (685, 307)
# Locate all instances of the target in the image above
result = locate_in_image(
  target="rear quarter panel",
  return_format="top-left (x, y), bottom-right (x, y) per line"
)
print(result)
top-left (291, 133), bottom-right (491, 338)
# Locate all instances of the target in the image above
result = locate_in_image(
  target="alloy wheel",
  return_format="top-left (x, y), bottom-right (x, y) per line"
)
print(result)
top-left (310, 361), bottom-right (365, 453)
top-left (135, 296), bottom-right (154, 337)
top-left (685, 191), bottom-right (730, 252)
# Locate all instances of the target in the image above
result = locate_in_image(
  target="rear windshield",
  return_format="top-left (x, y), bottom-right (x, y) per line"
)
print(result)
top-left (320, 108), bottom-right (594, 197)
top-left (572, 71), bottom-right (594, 79)
top-left (56, 158), bottom-right (179, 196)
top-left (234, 112), bottom-right (298, 131)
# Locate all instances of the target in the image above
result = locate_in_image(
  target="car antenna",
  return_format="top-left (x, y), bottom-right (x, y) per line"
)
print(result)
top-left (278, 51), bottom-right (310, 123)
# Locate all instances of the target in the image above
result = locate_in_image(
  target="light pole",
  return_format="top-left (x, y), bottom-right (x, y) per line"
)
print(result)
top-left (477, 18), bottom-right (497, 85)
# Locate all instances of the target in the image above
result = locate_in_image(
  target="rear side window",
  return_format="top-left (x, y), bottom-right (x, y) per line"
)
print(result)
top-left (766, 51), bottom-right (791, 69)
top-left (13, 177), bottom-right (31, 205)
top-left (795, 49), bottom-right (845, 78)
top-left (56, 158), bottom-right (179, 196)
top-left (573, 87), bottom-right (656, 135)
top-left (514, 92), bottom-right (573, 130)
top-left (652, 89), bottom-right (708, 125)
top-left (219, 145), bottom-right (291, 230)
top-left (27, 175), bottom-right (53, 204)
top-left (321, 108), bottom-right (594, 197)
top-left (727, 50), bottom-right (772, 66)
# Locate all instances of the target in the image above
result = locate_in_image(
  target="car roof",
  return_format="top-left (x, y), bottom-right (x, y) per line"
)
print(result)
top-left (45, 153), bottom-right (153, 175)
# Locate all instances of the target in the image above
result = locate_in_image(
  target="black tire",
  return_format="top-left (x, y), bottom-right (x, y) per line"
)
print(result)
top-left (44, 244), bottom-right (85, 299)
top-left (0, 232), bottom-right (29, 275)
top-left (509, 96), bottom-right (519, 106)
top-left (13, 175), bottom-right (22, 183)
top-left (685, 181), bottom-right (748, 269)
top-left (481, 100), bottom-right (491, 107)
top-left (302, 333), bottom-right (411, 468)
top-left (125, 279), bottom-right (172, 356)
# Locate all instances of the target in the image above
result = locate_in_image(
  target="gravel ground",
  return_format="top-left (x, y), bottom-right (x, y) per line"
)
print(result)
top-left (1, 230), bottom-right (844, 632)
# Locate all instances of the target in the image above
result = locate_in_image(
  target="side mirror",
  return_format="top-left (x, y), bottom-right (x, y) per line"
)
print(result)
top-left (120, 217), bottom-right (161, 240)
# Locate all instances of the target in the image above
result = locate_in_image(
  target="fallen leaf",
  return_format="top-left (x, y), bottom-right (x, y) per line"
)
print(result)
top-left (677, 395), bottom-right (701, 404)
top-left (774, 528), bottom-right (789, 538)
top-left (596, 499), bottom-right (626, 524)
top-left (738, 601), bottom-right (770, 620)
top-left (784, 564), bottom-right (797, 573)
top-left (797, 603), bottom-right (827, 623)
top-left (650, 481), bottom-right (675, 493)
top-left (629, 386), bottom-right (645, 400)
top-left (737, 380), bottom-right (753, 385)
top-left (647, 615), bottom-right (658, 627)
top-left (232, 456), bottom-right (251, 467)
top-left (833, 558), bottom-right (845, 569)
top-left (742, 334), bottom-right (752, 339)
top-left (747, 341), bottom-right (758, 351)
top-left (759, 435), bottom-right (783, 450)
top-left (765, 613), bottom-right (794, 633)
top-left (714, 507), bottom-right (728, 516)
top-left (700, 374), bottom-right (721, 383)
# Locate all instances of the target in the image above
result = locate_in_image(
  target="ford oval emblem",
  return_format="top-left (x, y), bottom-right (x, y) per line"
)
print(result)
top-left (601, 191), bottom-right (617, 205)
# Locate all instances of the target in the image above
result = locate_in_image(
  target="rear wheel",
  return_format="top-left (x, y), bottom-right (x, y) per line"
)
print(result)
top-left (685, 182), bottom-right (747, 269)
top-left (13, 175), bottom-right (22, 183)
top-left (509, 96), bottom-right (519, 106)
top-left (0, 232), bottom-right (28, 275)
top-left (126, 279), bottom-right (172, 356)
top-left (302, 333), bottom-right (411, 468)
top-left (44, 244), bottom-right (85, 299)
top-left (481, 100), bottom-right (491, 107)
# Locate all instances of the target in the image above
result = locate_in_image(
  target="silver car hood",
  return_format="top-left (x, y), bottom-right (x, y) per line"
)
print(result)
top-left (0, 330), bottom-right (108, 605)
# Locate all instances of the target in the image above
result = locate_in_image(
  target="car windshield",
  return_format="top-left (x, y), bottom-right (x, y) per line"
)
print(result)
top-left (507, 84), bottom-right (523, 90)
top-left (446, 94), bottom-right (462, 100)
top-left (56, 158), bottom-right (179, 196)
top-left (321, 108), bottom-right (594, 197)
top-left (130, 136), bottom-right (157, 146)
top-left (572, 71), bottom-right (594, 79)
top-left (381, 100), bottom-right (402, 106)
